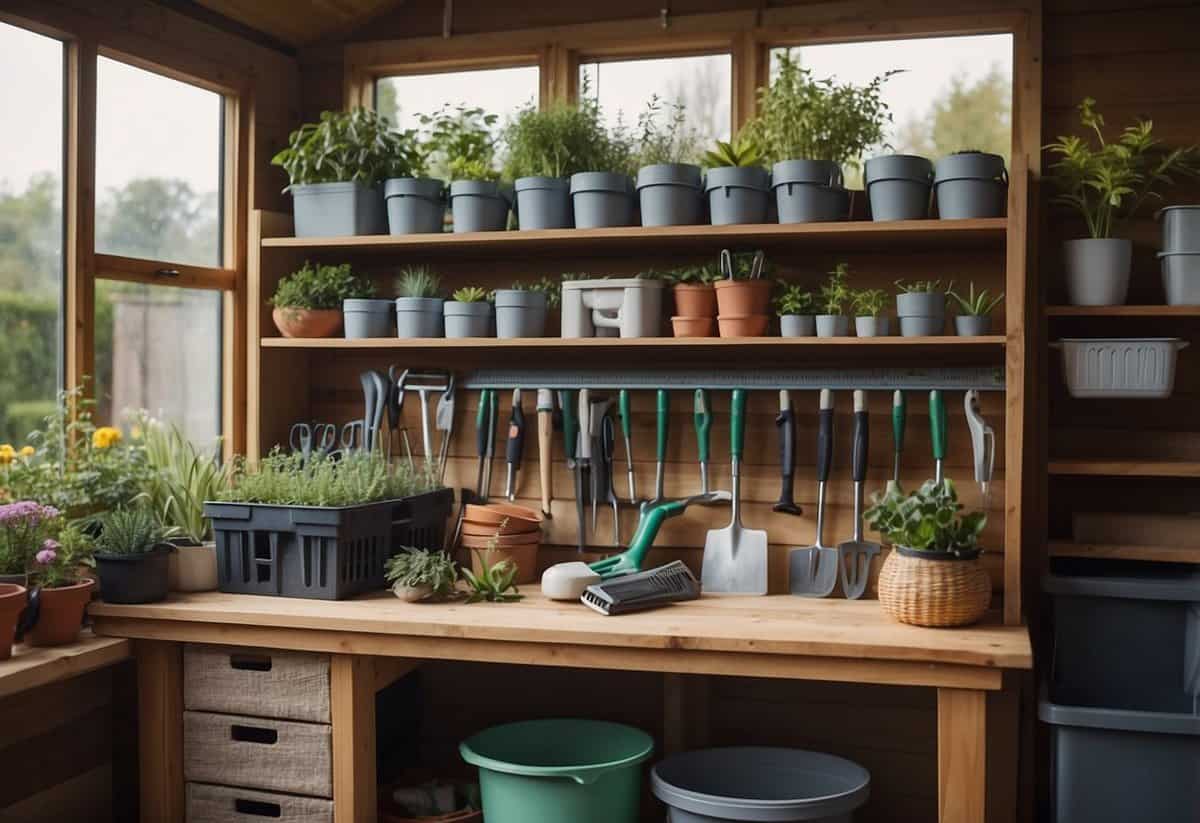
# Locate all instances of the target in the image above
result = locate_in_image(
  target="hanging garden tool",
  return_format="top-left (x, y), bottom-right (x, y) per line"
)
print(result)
top-left (599, 411), bottom-right (621, 546)
top-left (367, 370), bottom-right (389, 453)
top-left (619, 390), bottom-right (637, 505)
top-left (574, 389), bottom-right (591, 552)
top-left (930, 389), bottom-right (947, 485)
top-left (537, 389), bottom-right (554, 518)
top-left (887, 390), bottom-right (905, 494)
top-left (702, 389), bottom-right (769, 595)
top-left (434, 375), bottom-right (455, 483)
top-left (694, 389), bottom-right (712, 495)
top-left (386, 366), bottom-right (414, 466)
top-left (504, 389), bottom-right (525, 502)
top-left (650, 389), bottom-right (670, 504)
top-left (837, 390), bottom-right (880, 601)
top-left (772, 390), bottom-right (802, 515)
top-left (789, 389), bottom-right (840, 598)
top-left (450, 388), bottom-right (495, 551)
top-left (406, 370), bottom-right (452, 466)
top-left (588, 394), bottom-right (613, 535)
top-left (964, 390), bottom-right (995, 508)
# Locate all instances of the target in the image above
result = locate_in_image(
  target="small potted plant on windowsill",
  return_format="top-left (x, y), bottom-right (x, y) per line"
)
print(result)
top-left (21, 519), bottom-right (94, 647)
top-left (93, 506), bottom-right (176, 605)
top-left (949, 283), bottom-right (1004, 336)
top-left (395, 266), bottom-right (445, 338)
top-left (0, 501), bottom-right (60, 657)
top-left (423, 105), bottom-right (510, 233)
top-left (775, 283), bottom-right (816, 337)
top-left (270, 260), bottom-right (374, 339)
top-left (865, 478), bottom-right (991, 627)
top-left (895, 279), bottom-right (950, 337)
top-left (703, 135), bottom-right (771, 225)
top-left (634, 97), bottom-right (703, 227)
top-left (444, 287), bottom-right (493, 338)
top-left (816, 263), bottom-right (852, 337)
top-left (852, 288), bottom-right (890, 337)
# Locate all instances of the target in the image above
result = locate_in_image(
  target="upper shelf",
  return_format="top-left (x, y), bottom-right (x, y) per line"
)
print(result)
top-left (1047, 305), bottom-right (1200, 317)
top-left (260, 218), bottom-right (1008, 258)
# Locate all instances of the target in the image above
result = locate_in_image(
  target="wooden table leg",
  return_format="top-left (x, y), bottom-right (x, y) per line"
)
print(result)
top-left (331, 654), bottom-right (377, 823)
top-left (135, 640), bottom-right (184, 823)
top-left (938, 687), bottom-right (987, 823)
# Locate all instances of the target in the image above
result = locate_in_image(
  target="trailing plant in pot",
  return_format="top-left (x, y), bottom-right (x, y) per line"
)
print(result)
top-left (385, 548), bottom-right (461, 602)
top-left (865, 478), bottom-right (990, 627)
top-left (634, 97), bottom-right (704, 226)
top-left (394, 265), bottom-right (445, 338)
top-left (270, 261), bottom-right (373, 339)
top-left (23, 519), bottom-right (94, 647)
top-left (444, 286), bottom-right (493, 339)
top-left (422, 104), bottom-right (509, 233)
top-left (775, 283), bottom-right (816, 337)
top-left (703, 135), bottom-right (770, 225)
top-left (894, 279), bottom-right (950, 337)
top-left (816, 263), bottom-right (853, 337)
top-left (852, 288), bottom-right (891, 337)
top-left (666, 264), bottom-right (720, 336)
top-left (948, 283), bottom-right (1003, 336)
top-left (93, 506), bottom-right (176, 605)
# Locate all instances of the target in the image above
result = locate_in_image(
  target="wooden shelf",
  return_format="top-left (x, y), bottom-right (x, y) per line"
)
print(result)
top-left (1048, 541), bottom-right (1200, 564)
top-left (263, 335), bottom-right (1006, 351)
top-left (0, 632), bottom-right (131, 700)
top-left (1046, 305), bottom-right (1200, 317)
top-left (1048, 459), bottom-right (1200, 478)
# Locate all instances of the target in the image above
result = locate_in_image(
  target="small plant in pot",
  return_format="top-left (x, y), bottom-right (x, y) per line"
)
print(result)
top-left (0, 501), bottom-right (62, 656)
top-left (494, 280), bottom-right (550, 338)
top-left (816, 263), bottom-right (853, 337)
top-left (422, 104), bottom-right (507, 233)
top-left (93, 506), bottom-right (176, 605)
top-left (1046, 97), bottom-right (1200, 306)
top-left (775, 283), bottom-right (816, 337)
top-left (852, 288), bottom-right (891, 337)
top-left (865, 478), bottom-right (991, 627)
top-left (383, 126), bottom-right (444, 236)
top-left (444, 287), bottom-right (493, 339)
top-left (270, 261), bottom-right (374, 339)
top-left (665, 264), bottom-right (720, 337)
top-left (568, 92), bottom-right (638, 229)
top-left (394, 266), bottom-right (445, 338)
top-left (948, 283), bottom-right (1003, 336)
top-left (21, 519), bottom-right (94, 647)
top-left (703, 135), bottom-right (770, 225)
top-left (894, 279), bottom-right (950, 337)
top-left (385, 548), bottom-right (461, 603)
top-left (634, 97), bottom-right (703, 227)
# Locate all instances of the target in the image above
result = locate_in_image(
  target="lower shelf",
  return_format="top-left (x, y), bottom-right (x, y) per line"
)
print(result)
top-left (1047, 540), bottom-right (1200, 564)
top-left (1048, 460), bottom-right (1200, 479)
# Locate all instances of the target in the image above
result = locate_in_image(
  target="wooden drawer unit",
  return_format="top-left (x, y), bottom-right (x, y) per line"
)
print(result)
top-left (184, 643), bottom-right (330, 723)
top-left (183, 711), bottom-right (333, 797)
top-left (187, 782), bottom-right (333, 823)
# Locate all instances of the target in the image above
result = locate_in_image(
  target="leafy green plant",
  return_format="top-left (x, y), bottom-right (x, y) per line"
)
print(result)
top-left (664, 263), bottom-right (721, 286)
top-left (1045, 98), bottom-right (1200, 239)
top-left (820, 263), bottom-right (853, 315)
top-left (271, 108), bottom-right (425, 188)
top-left (948, 283), bottom-right (1004, 317)
top-left (384, 548), bottom-right (460, 600)
top-left (511, 277), bottom-right (563, 310)
top-left (775, 283), bottom-right (815, 316)
top-left (895, 279), bottom-right (950, 294)
top-left (635, 96), bottom-right (700, 167)
top-left (218, 450), bottom-right (440, 507)
top-left (31, 521), bottom-right (91, 589)
top-left (451, 286), bottom-right (490, 304)
top-left (395, 266), bottom-right (441, 299)
top-left (420, 104), bottom-right (500, 182)
top-left (864, 478), bottom-right (986, 556)
top-left (702, 134), bottom-right (763, 169)
top-left (462, 524), bottom-right (522, 602)
top-left (852, 288), bottom-right (890, 318)
top-left (743, 49), bottom-right (899, 168)
top-left (94, 506), bottom-right (175, 556)
top-left (137, 417), bottom-right (232, 544)
top-left (502, 93), bottom-right (632, 179)
top-left (0, 501), bottom-right (61, 576)
top-left (270, 262), bottom-right (373, 310)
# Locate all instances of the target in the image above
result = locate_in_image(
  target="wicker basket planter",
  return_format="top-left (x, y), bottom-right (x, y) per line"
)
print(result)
top-left (877, 545), bottom-right (991, 627)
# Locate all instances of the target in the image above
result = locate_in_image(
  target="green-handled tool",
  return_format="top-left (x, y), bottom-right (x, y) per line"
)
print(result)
top-left (888, 390), bottom-right (906, 494)
top-left (930, 389), bottom-right (947, 485)
top-left (619, 389), bottom-right (636, 504)
top-left (651, 389), bottom-right (670, 504)
top-left (589, 491), bottom-right (730, 580)
top-left (694, 389), bottom-right (712, 495)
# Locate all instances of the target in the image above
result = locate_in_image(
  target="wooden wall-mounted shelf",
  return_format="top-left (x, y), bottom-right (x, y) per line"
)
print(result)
top-left (1048, 459), bottom-right (1200, 478)
top-left (262, 335), bottom-right (1006, 352)
top-left (1046, 305), bottom-right (1200, 317)
top-left (1047, 541), bottom-right (1200, 564)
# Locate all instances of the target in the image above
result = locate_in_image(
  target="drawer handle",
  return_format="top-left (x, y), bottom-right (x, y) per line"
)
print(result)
top-left (234, 798), bottom-right (282, 817)
top-left (231, 724), bottom-right (278, 745)
top-left (229, 653), bottom-right (273, 672)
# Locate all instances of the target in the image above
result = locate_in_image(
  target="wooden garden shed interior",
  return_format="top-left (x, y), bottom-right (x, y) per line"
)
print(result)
top-left (0, 1), bottom-right (1196, 822)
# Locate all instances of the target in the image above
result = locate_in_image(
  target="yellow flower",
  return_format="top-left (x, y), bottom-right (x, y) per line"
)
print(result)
top-left (0, 445), bottom-right (14, 465)
top-left (93, 427), bottom-right (122, 449)
top-left (19, 446), bottom-right (34, 458)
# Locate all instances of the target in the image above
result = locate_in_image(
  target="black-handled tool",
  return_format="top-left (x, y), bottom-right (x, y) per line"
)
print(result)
top-left (773, 390), bottom-right (802, 515)
top-left (838, 390), bottom-right (880, 601)
top-left (504, 389), bottom-right (525, 501)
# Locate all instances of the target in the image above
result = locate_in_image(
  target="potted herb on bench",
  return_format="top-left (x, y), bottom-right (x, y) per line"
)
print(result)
top-left (895, 279), bottom-right (950, 337)
top-left (93, 506), bottom-right (176, 604)
top-left (852, 288), bottom-right (890, 337)
top-left (0, 501), bottom-right (62, 656)
top-left (270, 261), bottom-right (374, 339)
top-left (22, 519), bottom-right (94, 647)
top-left (816, 263), bottom-right (853, 337)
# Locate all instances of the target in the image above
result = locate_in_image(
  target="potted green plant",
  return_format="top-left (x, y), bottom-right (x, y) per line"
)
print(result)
top-left (0, 501), bottom-right (60, 657)
top-left (23, 520), bottom-right (94, 647)
top-left (775, 283), bottom-right (816, 337)
top-left (385, 548), bottom-right (461, 602)
top-left (270, 260), bottom-right (374, 339)
top-left (666, 264), bottom-right (720, 336)
top-left (92, 506), bottom-right (175, 604)
top-left (1046, 97), bottom-right (1200, 305)
top-left (816, 263), bottom-right (852, 337)
top-left (865, 478), bottom-right (991, 627)
top-left (865, 153), bottom-right (934, 221)
top-left (703, 135), bottom-right (770, 225)
top-left (852, 288), bottom-right (891, 337)
top-left (423, 105), bottom-right (510, 233)
top-left (464, 548), bottom-right (524, 602)
top-left (934, 150), bottom-right (1007, 219)
top-left (713, 251), bottom-right (772, 323)
top-left (395, 266), bottom-right (444, 338)
top-left (384, 125), bottom-right (444, 236)
top-left (569, 92), bottom-right (638, 229)
top-left (895, 279), bottom-right (950, 337)
top-left (494, 281), bottom-right (549, 338)
top-left (948, 283), bottom-right (1004, 336)
top-left (444, 287), bottom-right (493, 339)
top-left (271, 108), bottom-right (404, 237)
top-left (633, 97), bottom-right (703, 227)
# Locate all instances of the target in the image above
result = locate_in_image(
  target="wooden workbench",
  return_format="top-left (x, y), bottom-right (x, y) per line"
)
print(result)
top-left (90, 592), bottom-right (1031, 823)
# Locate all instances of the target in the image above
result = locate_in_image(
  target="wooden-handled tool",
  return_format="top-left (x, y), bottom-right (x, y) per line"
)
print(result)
top-left (537, 389), bottom-right (554, 517)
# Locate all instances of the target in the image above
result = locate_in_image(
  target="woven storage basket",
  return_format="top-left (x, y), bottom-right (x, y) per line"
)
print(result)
top-left (877, 546), bottom-right (991, 627)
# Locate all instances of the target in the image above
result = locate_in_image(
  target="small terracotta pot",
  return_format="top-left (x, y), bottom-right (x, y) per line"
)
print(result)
top-left (714, 279), bottom-right (772, 316)
top-left (272, 307), bottom-right (343, 338)
top-left (0, 583), bottom-right (27, 661)
top-left (671, 316), bottom-right (715, 337)
top-left (717, 314), bottom-right (769, 338)
top-left (673, 284), bottom-right (717, 317)
top-left (461, 520), bottom-right (539, 537)
top-left (462, 502), bottom-right (542, 529)
top-left (460, 530), bottom-right (541, 549)
top-left (26, 578), bottom-right (93, 647)
top-left (469, 546), bottom-right (538, 585)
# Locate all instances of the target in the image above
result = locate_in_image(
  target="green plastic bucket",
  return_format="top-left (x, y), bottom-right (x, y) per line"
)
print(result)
top-left (459, 719), bottom-right (654, 823)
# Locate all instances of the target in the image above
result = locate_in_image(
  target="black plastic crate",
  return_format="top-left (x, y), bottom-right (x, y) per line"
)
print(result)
top-left (205, 488), bottom-right (453, 600)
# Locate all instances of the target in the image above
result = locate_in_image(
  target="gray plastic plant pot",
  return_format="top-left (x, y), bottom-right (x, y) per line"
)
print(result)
top-left (895, 292), bottom-right (945, 318)
top-left (1064, 238), bottom-right (1132, 306)
top-left (513, 176), bottom-right (572, 230)
top-left (636, 163), bottom-right (703, 227)
top-left (815, 315), bottom-right (850, 338)
top-left (449, 180), bottom-right (510, 233)
top-left (779, 315), bottom-right (815, 337)
top-left (954, 315), bottom-right (991, 336)
top-left (864, 154), bottom-right (933, 221)
top-left (570, 172), bottom-right (635, 229)
top-left (899, 316), bottom-right (944, 337)
top-left (773, 182), bottom-right (849, 224)
top-left (290, 181), bottom-right (386, 237)
top-left (651, 747), bottom-right (870, 823)
top-left (1158, 251), bottom-right (1200, 305)
top-left (855, 316), bottom-right (890, 337)
top-left (1157, 205), bottom-right (1200, 251)
top-left (384, 177), bottom-right (445, 234)
top-left (494, 289), bottom-right (547, 338)
top-left (933, 152), bottom-right (1007, 219)
top-left (705, 166), bottom-right (771, 226)
top-left (443, 300), bottom-right (492, 338)
top-left (343, 298), bottom-right (394, 339)
top-left (394, 297), bottom-right (445, 338)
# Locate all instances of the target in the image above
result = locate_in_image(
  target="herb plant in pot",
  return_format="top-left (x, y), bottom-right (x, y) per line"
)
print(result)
top-left (385, 548), bottom-right (461, 603)
top-left (93, 507), bottom-right (175, 604)
top-left (703, 135), bottom-right (771, 225)
top-left (270, 261), bottom-right (374, 339)
top-left (634, 97), bottom-right (704, 227)
top-left (864, 154), bottom-right (934, 221)
top-left (494, 281), bottom-right (549, 338)
top-left (816, 263), bottom-right (852, 337)
top-left (395, 266), bottom-right (445, 338)
top-left (24, 521), bottom-right (94, 647)
top-left (775, 283), bottom-right (816, 337)
top-left (383, 129), bottom-right (444, 236)
top-left (949, 283), bottom-right (1003, 336)
top-left (667, 264), bottom-right (720, 337)
top-left (852, 288), bottom-right (890, 337)
top-left (444, 287), bottom-right (493, 338)
top-left (895, 280), bottom-right (949, 337)
top-left (934, 150), bottom-right (1007, 219)
top-left (865, 478), bottom-right (991, 627)
top-left (567, 96), bottom-right (638, 229)
top-left (1046, 97), bottom-right (1200, 306)
top-left (422, 104), bottom-right (508, 233)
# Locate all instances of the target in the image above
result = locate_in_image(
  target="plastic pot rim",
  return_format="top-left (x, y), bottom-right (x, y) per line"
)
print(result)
top-left (458, 721), bottom-right (654, 785)
top-left (94, 545), bottom-right (174, 562)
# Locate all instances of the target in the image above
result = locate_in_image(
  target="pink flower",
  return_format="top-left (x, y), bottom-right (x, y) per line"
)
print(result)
top-left (35, 545), bottom-right (57, 565)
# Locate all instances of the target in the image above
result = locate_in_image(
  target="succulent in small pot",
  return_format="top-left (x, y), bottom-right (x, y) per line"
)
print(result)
top-left (852, 288), bottom-right (891, 337)
top-left (93, 507), bottom-right (175, 605)
top-left (494, 281), bottom-right (550, 338)
top-left (865, 478), bottom-right (991, 627)
top-left (949, 283), bottom-right (1003, 336)
top-left (22, 519), bottom-right (94, 647)
top-left (422, 104), bottom-right (509, 233)
top-left (634, 97), bottom-right (703, 226)
top-left (775, 283), bottom-right (816, 337)
top-left (444, 287), bottom-right (493, 339)
top-left (703, 135), bottom-right (771, 226)
top-left (816, 263), bottom-right (852, 337)
top-left (394, 266), bottom-right (445, 338)
top-left (270, 261), bottom-right (373, 339)
top-left (464, 546), bottom-right (525, 601)
top-left (895, 279), bottom-right (949, 337)
top-left (665, 263), bottom-right (721, 319)
top-left (385, 548), bottom-right (461, 602)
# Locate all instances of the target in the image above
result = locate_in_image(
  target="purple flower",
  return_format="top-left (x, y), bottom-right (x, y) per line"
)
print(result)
top-left (35, 547), bottom-right (57, 565)
top-left (0, 500), bottom-right (60, 527)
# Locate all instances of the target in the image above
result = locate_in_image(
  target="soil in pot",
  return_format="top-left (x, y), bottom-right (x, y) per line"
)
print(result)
top-left (815, 315), bottom-right (850, 337)
top-left (344, 299), bottom-right (394, 339)
top-left (96, 546), bottom-right (171, 604)
top-left (877, 546), bottom-right (991, 627)
top-left (671, 316), bottom-right (715, 337)
top-left (713, 279), bottom-right (772, 316)
top-left (272, 307), bottom-right (343, 339)
top-left (0, 583), bottom-right (26, 661)
top-left (865, 154), bottom-right (933, 221)
top-left (717, 314), bottom-right (768, 338)
top-left (395, 297), bottom-right (446, 338)
top-left (673, 284), bottom-right (717, 317)
top-left (570, 172), bottom-right (635, 229)
top-left (450, 181), bottom-right (510, 233)
top-left (25, 578), bottom-right (93, 647)
top-left (385, 178), bottom-right (446, 234)
top-left (493, 290), bottom-right (547, 338)
top-left (514, 177), bottom-right (572, 230)
top-left (933, 152), bottom-right (1007, 219)
top-left (954, 315), bottom-right (992, 336)
top-left (444, 301), bottom-right (492, 338)
top-left (291, 181), bottom-right (386, 237)
top-left (780, 315), bottom-right (816, 337)
top-left (169, 541), bottom-right (218, 592)
top-left (1064, 238), bottom-right (1132, 306)
top-left (855, 316), bottom-right (890, 337)
top-left (636, 163), bottom-right (703, 227)
top-left (705, 166), bottom-right (771, 225)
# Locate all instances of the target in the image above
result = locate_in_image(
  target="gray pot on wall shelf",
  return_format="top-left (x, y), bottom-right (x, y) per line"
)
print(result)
top-left (570, 172), bottom-right (636, 229)
top-left (1159, 252), bottom-right (1200, 305)
top-left (955, 315), bottom-right (992, 336)
top-left (449, 180), bottom-right (510, 233)
top-left (896, 291), bottom-right (946, 337)
top-left (933, 152), bottom-right (1007, 219)
top-left (343, 298), bottom-right (394, 339)
top-left (444, 301), bottom-right (493, 338)
top-left (395, 297), bottom-right (445, 338)
top-left (705, 166), bottom-right (771, 225)
top-left (636, 163), bottom-right (704, 226)
top-left (1063, 238), bottom-right (1132, 306)
top-left (513, 176), bottom-right (572, 230)
top-left (384, 178), bottom-right (445, 234)
top-left (855, 316), bottom-right (890, 337)
top-left (815, 315), bottom-right (850, 337)
top-left (1157, 205), bottom-right (1200, 251)
top-left (290, 181), bottom-right (386, 237)
top-left (493, 289), bottom-right (547, 338)
top-left (779, 315), bottom-right (816, 337)
top-left (865, 154), bottom-right (933, 221)
top-left (772, 159), bottom-right (849, 223)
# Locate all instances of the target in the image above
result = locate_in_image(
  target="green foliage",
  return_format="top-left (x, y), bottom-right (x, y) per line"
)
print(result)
top-left (664, 263), bottom-right (721, 285)
top-left (451, 286), bottom-right (490, 304)
top-left (852, 288), bottom-right (890, 318)
top-left (33, 521), bottom-right (92, 589)
top-left (395, 265), bottom-right (442, 299)
top-left (948, 283), bottom-right (1004, 317)
top-left (1045, 98), bottom-right (1200, 239)
top-left (508, 277), bottom-right (563, 310)
top-left (420, 104), bottom-right (501, 182)
top-left (461, 528), bottom-right (522, 603)
top-left (702, 134), bottom-right (762, 169)
top-left (217, 449), bottom-right (440, 507)
top-left (744, 49), bottom-right (898, 168)
top-left (820, 263), bottom-right (853, 315)
top-left (271, 108), bottom-right (425, 188)
top-left (0, 293), bottom-right (59, 445)
top-left (270, 261), bottom-right (373, 310)
top-left (94, 506), bottom-right (174, 556)
top-left (895, 279), bottom-right (950, 294)
top-left (137, 417), bottom-right (231, 543)
top-left (864, 478), bottom-right (986, 555)
top-left (384, 548), bottom-right (460, 600)
top-left (634, 96), bottom-right (701, 167)
top-left (502, 95), bottom-right (632, 179)
top-left (895, 68), bottom-right (1011, 165)
top-left (775, 283), bottom-right (815, 316)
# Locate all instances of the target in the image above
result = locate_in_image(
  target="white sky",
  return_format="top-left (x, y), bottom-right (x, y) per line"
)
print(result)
top-left (383, 65), bottom-right (539, 131)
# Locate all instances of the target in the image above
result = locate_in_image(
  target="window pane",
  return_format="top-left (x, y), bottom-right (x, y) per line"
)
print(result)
top-left (94, 282), bottom-right (221, 444)
top-left (0, 22), bottom-right (63, 445)
top-left (96, 56), bottom-right (223, 267)
top-left (580, 54), bottom-right (731, 149)
top-left (376, 66), bottom-right (539, 132)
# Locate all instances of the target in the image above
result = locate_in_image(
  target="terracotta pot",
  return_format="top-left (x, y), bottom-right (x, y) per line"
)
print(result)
top-left (461, 520), bottom-right (539, 537)
top-left (713, 279), bottom-right (772, 316)
top-left (673, 284), bottom-right (717, 317)
top-left (671, 316), bottom-right (715, 337)
top-left (460, 530), bottom-right (541, 549)
top-left (717, 314), bottom-right (769, 338)
top-left (469, 545), bottom-right (539, 585)
top-left (272, 307), bottom-right (343, 338)
top-left (462, 502), bottom-right (542, 529)
top-left (26, 578), bottom-right (93, 647)
top-left (0, 583), bottom-right (27, 661)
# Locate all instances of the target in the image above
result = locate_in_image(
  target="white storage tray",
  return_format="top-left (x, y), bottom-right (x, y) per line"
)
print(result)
top-left (1052, 338), bottom-right (1188, 399)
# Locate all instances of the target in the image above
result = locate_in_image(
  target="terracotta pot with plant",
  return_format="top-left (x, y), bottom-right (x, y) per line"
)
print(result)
top-left (23, 518), bottom-right (94, 647)
top-left (667, 263), bottom-right (721, 318)
top-left (0, 582), bottom-right (25, 660)
top-left (270, 260), bottom-right (373, 338)
top-left (816, 263), bottom-right (852, 337)
top-left (714, 251), bottom-right (772, 317)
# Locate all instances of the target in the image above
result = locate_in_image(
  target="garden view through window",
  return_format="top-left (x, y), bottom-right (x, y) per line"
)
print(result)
top-left (376, 65), bottom-right (540, 134)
